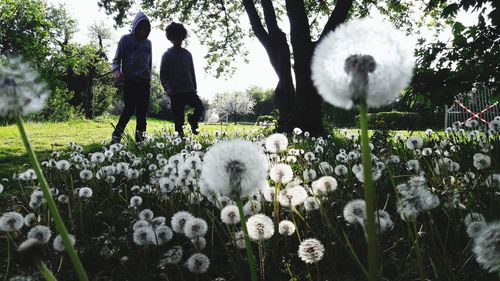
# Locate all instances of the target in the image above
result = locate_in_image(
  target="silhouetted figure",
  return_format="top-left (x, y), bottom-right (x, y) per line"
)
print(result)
top-left (111, 11), bottom-right (152, 143)
top-left (160, 22), bottom-right (204, 138)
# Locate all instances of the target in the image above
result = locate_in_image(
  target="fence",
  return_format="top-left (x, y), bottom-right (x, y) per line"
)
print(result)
top-left (445, 87), bottom-right (499, 129)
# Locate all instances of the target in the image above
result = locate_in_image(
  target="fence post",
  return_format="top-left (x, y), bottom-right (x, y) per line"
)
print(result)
top-left (444, 105), bottom-right (449, 129)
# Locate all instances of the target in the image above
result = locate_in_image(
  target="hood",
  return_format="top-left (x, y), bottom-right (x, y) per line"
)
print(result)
top-left (131, 11), bottom-right (150, 35)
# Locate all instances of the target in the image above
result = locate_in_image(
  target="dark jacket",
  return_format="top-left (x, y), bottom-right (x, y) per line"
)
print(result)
top-left (112, 12), bottom-right (152, 82)
top-left (160, 47), bottom-right (197, 94)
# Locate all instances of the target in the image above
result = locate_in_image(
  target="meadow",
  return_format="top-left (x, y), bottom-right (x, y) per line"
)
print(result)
top-left (1, 119), bottom-right (499, 280)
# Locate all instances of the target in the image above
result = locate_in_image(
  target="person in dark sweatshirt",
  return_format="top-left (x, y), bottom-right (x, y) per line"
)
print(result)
top-left (111, 11), bottom-right (152, 144)
top-left (160, 22), bottom-right (204, 138)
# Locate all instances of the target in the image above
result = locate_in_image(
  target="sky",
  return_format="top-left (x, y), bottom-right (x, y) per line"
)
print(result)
top-left (47, 0), bottom-right (278, 101)
top-left (46, 1), bottom-right (481, 101)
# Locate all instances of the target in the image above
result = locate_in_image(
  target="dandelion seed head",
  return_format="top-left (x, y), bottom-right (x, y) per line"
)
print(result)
top-left (246, 214), bottom-right (274, 241)
top-left (171, 211), bottom-right (194, 234)
top-left (298, 238), bottom-right (325, 264)
top-left (185, 253), bottom-right (210, 274)
top-left (201, 139), bottom-right (268, 198)
top-left (278, 220), bottom-right (296, 236)
top-left (473, 222), bottom-right (500, 274)
top-left (53, 234), bottom-right (75, 252)
top-left (343, 199), bottom-right (366, 225)
top-left (270, 164), bottom-right (294, 184)
top-left (27, 225), bottom-right (51, 244)
top-left (0, 212), bottom-right (24, 232)
top-left (265, 133), bottom-right (288, 153)
top-left (183, 217), bottom-right (208, 239)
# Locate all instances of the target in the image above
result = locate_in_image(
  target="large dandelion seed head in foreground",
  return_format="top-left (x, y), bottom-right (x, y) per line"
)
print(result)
top-left (0, 57), bottom-right (48, 118)
top-left (298, 238), bottom-right (325, 264)
top-left (473, 222), bottom-right (500, 274)
top-left (201, 139), bottom-right (268, 198)
top-left (311, 17), bottom-right (415, 109)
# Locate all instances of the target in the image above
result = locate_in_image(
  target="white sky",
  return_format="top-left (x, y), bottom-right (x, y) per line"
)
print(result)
top-left (46, 0), bottom-right (481, 101)
top-left (47, 0), bottom-right (278, 101)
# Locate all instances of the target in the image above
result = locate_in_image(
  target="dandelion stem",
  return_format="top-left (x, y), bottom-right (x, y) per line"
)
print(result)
top-left (359, 99), bottom-right (379, 281)
top-left (3, 236), bottom-right (10, 281)
top-left (38, 261), bottom-right (58, 281)
top-left (15, 114), bottom-right (89, 281)
top-left (235, 196), bottom-right (258, 281)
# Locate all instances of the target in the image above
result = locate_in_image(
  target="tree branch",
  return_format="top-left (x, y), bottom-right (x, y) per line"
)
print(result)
top-left (261, 0), bottom-right (281, 34)
top-left (242, 0), bottom-right (271, 47)
top-left (319, 0), bottom-right (353, 40)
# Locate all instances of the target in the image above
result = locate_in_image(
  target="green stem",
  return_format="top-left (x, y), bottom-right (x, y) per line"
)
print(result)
top-left (359, 100), bottom-right (379, 281)
top-left (38, 261), bottom-right (58, 281)
top-left (4, 236), bottom-right (10, 281)
top-left (235, 196), bottom-right (258, 281)
top-left (15, 115), bottom-right (89, 281)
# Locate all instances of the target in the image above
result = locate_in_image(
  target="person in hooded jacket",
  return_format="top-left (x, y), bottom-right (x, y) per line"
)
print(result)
top-left (111, 11), bottom-right (152, 144)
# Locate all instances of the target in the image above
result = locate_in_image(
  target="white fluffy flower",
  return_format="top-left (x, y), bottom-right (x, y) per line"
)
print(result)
top-left (161, 245), bottom-right (183, 265)
top-left (246, 214), bottom-right (274, 241)
top-left (265, 133), bottom-right (288, 153)
top-left (270, 164), bottom-right (294, 184)
top-left (278, 220), bottom-right (296, 236)
top-left (473, 153), bottom-right (491, 170)
top-left (473, 222), bottom-right (500, 274)
top-left (311, 18), bottom-right (415, 109)
top-left (298, 238), bottom-right (325, 264)
top-left (201, 139), bottom-right (268, 198)
top-left (278, 186), bottom-right (308, 208)
top-left (133, 227), bottom-right (155, 246)
top-left (311, 176), bottom-right (338, 196)
top-left (171, 211), bottom-right (194, 234)
top-left (406, 136), bottom-right (423, 150)
top-left (53, 234), bottom-right (76, 252)
top-left (183, 217), bottom-right (208, 239)
top-left (129, 196), bottom-right (143, 207)
top-left (0, 57), bottom-right (48, 118)
top-left (185, 253), bottom-right (210, 274)
top-left (78, 187), bottom-right (93, 198)
top-left (27, 225), bottom-right (51, 243)
top-left (0, 212), bottom-right (24, 232)
top-left (79, 169), bottom-right (93, 181)
top-left (155, 225), bottom-right (174, 245)
top-left (343, 199), bottom-right (366, 225)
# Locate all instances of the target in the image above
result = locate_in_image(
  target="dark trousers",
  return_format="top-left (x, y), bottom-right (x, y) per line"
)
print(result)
top-left (171, 92), bottom-right (204, 133)
top-left (114, 80), bottom-right (151, 138)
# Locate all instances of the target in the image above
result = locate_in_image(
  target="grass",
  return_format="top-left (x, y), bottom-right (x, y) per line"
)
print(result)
top-left (0, 115), bottom-right (261, 179)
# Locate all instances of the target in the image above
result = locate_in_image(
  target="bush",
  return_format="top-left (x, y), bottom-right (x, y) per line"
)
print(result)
top-left (38, 87), bottom-right (78, 121)
top-left (356, 111), bottom-right (443, 130)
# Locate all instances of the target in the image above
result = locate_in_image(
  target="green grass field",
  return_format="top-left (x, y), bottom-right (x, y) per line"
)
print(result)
top-left (0, 116), bottom-right (260, 179)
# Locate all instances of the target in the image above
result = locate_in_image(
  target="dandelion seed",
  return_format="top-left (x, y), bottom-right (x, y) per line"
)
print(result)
top-left (171, 211), bottom-right (194, 234)
top-left (139, 209), bottom-right (154, 221)
top-left (24, 213), bottom-right (37, 227)
top-left (27, 225), bottom-right (51, 243)
top-left (30, 190), bottom-right (44, 205)
top-left (473, 153), bottom-right (491, 170)
top-left (133, 220), bottom-right (150, 231)
top-left (220, 205), bottom-right (240, 225)
top-left (265, 133), bottom-right (288, 153)
top-left (0, 212), bottom-right (24, 232)
top-left (375, 210), bottom-right (393, 233)
top-left (311, 18), bottom-right (414, 109)
top-left (79, 169), bottom-right (93, 181)
top-left (183, 217), bottom-right (208, 239)
top-left (155, 225), bottom-right (173, 245)
top-left (53, 234), bottom-right (76, 252)
top-left (133, 227), bottom-right (155, 246)
top-left (90, 152), bottom-right (106, 163)
top-left (185, 253), bottom-right (210, 274)
top-left (151, 216), bottom-right (166, 227)
top-left (0, 183), bottom-right (3, 194)
top-left (58, 194), bottom-right (69, 204)
top-left (406, 136), bottom-right (423, 150)
top-left (343, 199), bottom-right (366, 225)
top-left (246, 214), bottom-right (274, 241)
top-left (78, 187), bottom-right (93, 198)
top-left (304, 197), bottom-right (320, 211)
top-left (464, 213), bottom-right (486, 226)
top-left (129, 196), bottom-right (143, 207)
top-left (201, 139), bottom-right (268, 198)
top-left (318, 162), bottom-right (333, 175)
top-left (191, 237), bottom-right (207, 251)
top-left (397, 179), bottom-right (440, 221)
top-left (473, 221), bottom-right (500, 274)
top-left (298, 238), bottom-right (325, 264)
top-left (270, 164), bottom-right (294, 184)
top-left (278, 220), bottom-right (296, 236)
top-left (406, 159), bottom-right (420, 172)
top-left (278, 186), bottom-right (308, 208)
top-left (311, 176), bottom-right (338, 196)
top-left (303, 169), bottom-right (317, 182)
top-left (0, 57), bottom-right (48, 118)
top-left (467, 221), bottom-right (486, 239)
top-left (243, 199), bottom-right (261, 216)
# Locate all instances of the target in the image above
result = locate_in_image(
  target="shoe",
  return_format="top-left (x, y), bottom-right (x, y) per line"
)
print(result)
top-left (135, 130), bottom-right (145, 143)
top-left (111, 132), bottom-right (121, 144)
top-left (188, 114), bottom-right (199, 135)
